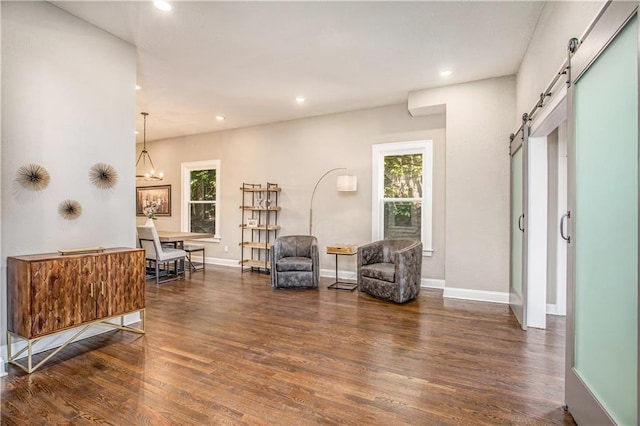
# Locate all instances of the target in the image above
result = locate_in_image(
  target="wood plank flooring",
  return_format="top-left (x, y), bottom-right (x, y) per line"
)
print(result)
top-left (1, 265), bottom-right (576, 425)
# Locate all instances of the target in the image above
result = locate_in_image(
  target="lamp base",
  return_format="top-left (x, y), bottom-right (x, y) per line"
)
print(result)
top-left (328, 282), bottom-right (358, 291)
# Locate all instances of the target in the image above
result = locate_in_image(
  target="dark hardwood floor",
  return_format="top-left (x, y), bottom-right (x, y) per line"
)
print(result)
top-left (1, 265), bottom-right (575, 425)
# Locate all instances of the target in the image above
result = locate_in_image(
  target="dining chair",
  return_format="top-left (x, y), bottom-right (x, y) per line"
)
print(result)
top-left (136, 225), bottom-right (186, 284)
top-left (184, 244), bottom-right (205, 272)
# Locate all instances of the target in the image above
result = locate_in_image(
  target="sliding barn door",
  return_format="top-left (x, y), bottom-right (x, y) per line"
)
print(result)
top-left (509, 125), bottom-right (529, 330)
top-left (565, 3), bottom-right (638, 424)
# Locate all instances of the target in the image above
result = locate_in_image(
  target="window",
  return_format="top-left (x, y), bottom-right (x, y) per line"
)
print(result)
top-left (181, 160), bottom-right (220, 241)
top-left (372, 141), bottom-right (433, 256)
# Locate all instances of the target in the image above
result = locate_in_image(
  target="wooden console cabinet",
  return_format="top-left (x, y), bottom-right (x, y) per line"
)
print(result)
top-left (7, 247), bottom-right (146, 373)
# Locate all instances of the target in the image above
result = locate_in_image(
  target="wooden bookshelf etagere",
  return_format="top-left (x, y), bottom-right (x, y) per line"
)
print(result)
top-left (239, 183), bottom-right (281, 272)
top-left (6, 247), bottom-right (146, 373)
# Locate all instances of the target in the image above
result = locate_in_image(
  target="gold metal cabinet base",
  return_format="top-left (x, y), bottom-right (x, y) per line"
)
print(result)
top-left (7, 309), bottom-right (145, 374)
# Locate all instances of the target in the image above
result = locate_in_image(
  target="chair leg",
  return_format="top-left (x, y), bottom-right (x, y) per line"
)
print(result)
top-left (185, 251), bottom-right (193, 272)
top-left (145, 258), bottom-right (186, 285)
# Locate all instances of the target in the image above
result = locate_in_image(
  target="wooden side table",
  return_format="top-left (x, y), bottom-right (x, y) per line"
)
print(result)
top-left (326, 244), bottom-right (358, 291)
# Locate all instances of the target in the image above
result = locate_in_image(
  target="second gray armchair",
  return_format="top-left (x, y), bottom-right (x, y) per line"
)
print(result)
top-left (357, 239), bottom-right (423, 303)
top-left (270, 235), bottom-right (319, 289)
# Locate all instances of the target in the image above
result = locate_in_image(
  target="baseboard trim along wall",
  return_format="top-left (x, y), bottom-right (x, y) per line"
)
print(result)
top-left (205, 260), bottom-right (510, 305)
top-left (422, 278), bottom-right (445, 289)
top-left (546, 303), bottom-right (566, 316)
top-left (443, 287), bottom-right (509, 304)
top-left (319, 268), bottom-right (357, 281)
top-left (208, 257), bottom-right (241, 268)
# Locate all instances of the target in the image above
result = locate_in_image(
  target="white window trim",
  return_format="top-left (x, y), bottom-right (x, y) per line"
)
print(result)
top-left (372, 140), bottom-right (433, 256)
top-left (181, 159), bottom-right (221, 243)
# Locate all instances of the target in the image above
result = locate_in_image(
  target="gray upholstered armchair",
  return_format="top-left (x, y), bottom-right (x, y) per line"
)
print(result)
top-left (357, 240), bottom-right (423, 303)
top-left (270, 235), bottom-right (319, 289)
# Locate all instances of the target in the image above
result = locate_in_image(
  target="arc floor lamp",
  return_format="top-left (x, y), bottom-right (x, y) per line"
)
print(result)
top-left (309, 167), bottom-right (357, 235)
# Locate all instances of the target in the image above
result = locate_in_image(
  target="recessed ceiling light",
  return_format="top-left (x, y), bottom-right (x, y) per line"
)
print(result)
top-left (440, 70), bottom-right (453, 77)
top-left (216, 116), bottom-right (225, 121)
top-left (135, 85), bottom-right (141, 90)
top-left (296, 96), bottom-right (305, 104)
top-left (154, 0), bottom-right (172, 12)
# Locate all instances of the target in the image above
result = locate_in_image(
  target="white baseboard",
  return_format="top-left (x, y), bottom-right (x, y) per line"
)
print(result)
top-left (422, 278), bottom-right (445, 289)
top-left (319, 268), bottom-right (357, 281)
top-left (206, 256), bottom-right (241, 268)
top-left (198, 261), bottom-right (506, 306)
top-left (546, 303), bottom-right (566, 316)
top-left (0, 312), bottom-right (142, 363)
top-left (443, 287), bottom-right (509, 304)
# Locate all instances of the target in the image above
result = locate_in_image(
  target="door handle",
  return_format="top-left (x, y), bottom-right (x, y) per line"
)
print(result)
top-left (518, 214), bottom-right (525, 232)
top-left (101, 281), bottom-right (105, 296)
top-left (560, 211), bottom-right (571, 243)
top-left (90, 282), bottom-right (94, 298)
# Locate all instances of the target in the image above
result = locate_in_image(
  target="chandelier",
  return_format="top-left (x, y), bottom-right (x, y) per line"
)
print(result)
top-left (136, 112), bottom-right (164, 181)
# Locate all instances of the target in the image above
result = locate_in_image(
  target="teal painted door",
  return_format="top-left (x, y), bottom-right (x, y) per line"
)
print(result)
top-left (566, 10), bottom-right (638, 425)
top-left (509, 132), bottom-right (527, 330)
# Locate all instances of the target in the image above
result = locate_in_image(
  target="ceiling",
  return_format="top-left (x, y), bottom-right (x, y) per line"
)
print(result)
top-left (51, 1), bottom-right (546, 142)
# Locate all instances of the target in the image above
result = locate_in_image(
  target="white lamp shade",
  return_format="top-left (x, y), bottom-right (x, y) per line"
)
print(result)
top-left (337, 175), bottom-right (357, 192)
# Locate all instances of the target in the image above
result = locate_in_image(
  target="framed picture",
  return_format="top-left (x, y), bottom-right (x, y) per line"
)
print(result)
top-left (136, 185), bottom-right (171, 216)
top-left (246, 218), bottom-right (259, 227)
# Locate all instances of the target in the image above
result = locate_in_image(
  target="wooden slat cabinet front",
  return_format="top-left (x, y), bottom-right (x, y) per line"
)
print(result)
top-left (97, 251), bottom-right (146, 318)
top-left (7, 248), bottom-right (145, 340)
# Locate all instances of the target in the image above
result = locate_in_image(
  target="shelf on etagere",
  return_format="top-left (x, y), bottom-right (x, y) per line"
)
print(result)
top-left (238, 186), bottom-right (281, 193)
top-left (240, 241), bottom-right (273, 250)
top-left (240, 259), bottom-right (271, 269)
top-left (240, 206), bottom-right (282, 211)
top-left (239, 224), bottom-right (281, 231)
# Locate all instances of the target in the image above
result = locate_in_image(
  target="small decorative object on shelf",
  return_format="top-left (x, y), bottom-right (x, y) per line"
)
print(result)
top-left (239, 182), bottom-right (281, 272)
top-left (58, 199), bottom-right (82, 220)
top-left (89, 163), bottom-right (118, 189)
top-left (16, 163), bottom-right (50, 191)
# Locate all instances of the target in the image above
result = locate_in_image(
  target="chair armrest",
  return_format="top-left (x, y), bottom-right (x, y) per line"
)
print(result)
top-left (310, 237), bottom-right (319, 285)
top-left (358, 241), bottom-right (384, 266)
top-left (271, 240), bottom-right (283, 263)
top-left (270, 247), bottom-right (277, 287)
top-left (394, 241), bottom-right (423, 289)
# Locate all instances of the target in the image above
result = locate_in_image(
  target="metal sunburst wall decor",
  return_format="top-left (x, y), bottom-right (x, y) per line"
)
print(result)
top-left (16, 164), bottom-right (50, 191)
top-left (89, 163), bottom-right (118, 189)
top-left (58, 199), bottom-right (82, 220)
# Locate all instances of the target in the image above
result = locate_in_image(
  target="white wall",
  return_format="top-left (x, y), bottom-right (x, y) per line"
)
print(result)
top-left (139, 76), bottom-right (516, 298)
top-left (137, 103), bottom-right (447, 281)
top-left (516, 1), bottom-right (604, 316)
top-left (547, 128), bottom-right (559, 306)
top-left (409, 76), bottom-right (515, 297)
top-left (516, 1), bottom-right (605, 123)
top-left (1, 2), bottom-right (136, 346)
top-left (527, 135), bottom-right (548, 329)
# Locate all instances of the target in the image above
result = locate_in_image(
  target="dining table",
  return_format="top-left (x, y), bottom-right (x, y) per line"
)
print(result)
top-left (156, 231), bottom-right (214, 249)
